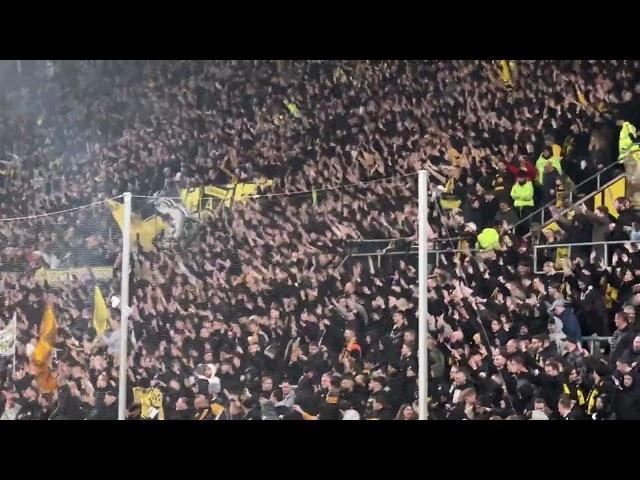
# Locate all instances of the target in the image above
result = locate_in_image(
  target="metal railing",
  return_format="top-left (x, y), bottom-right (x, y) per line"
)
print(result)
top-left (347, 236), bottom-right (417, 243)
top-left (584, 335), bottom-right (612, 359)
top-left (524, 172), bottom-right (627, 239)
top-left (508, 161), bottom-right (623, 233)
top-left (347, 245), bottom-right (489, 273)
top-left (532, 239), bottom-right (634, 273)
top-left (349, 250), bottom-right (417, 258)
top-left (347, 236), bottom-right (471, 246)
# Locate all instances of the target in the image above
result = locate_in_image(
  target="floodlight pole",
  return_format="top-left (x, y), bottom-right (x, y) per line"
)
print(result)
top-left (418, 170), bottom-right (429, 420)
top-left (118, 192), bottom-right (132, 420)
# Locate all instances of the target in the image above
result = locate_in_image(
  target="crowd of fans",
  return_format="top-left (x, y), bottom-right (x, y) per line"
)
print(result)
top-left (2, 60), bottom-right (640, 420)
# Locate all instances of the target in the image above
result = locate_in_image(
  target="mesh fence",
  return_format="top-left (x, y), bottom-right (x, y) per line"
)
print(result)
top-left (0, 173), bottom-right (425, 420)
top-left (0, 198), bottom-right (124, 418)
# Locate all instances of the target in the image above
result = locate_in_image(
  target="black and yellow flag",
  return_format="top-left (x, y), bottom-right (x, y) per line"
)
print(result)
top-left (133, 386), bottom-right (164, 420)
top-left (107, 200), bottom-right (167, 252)
top-left (92, 286), bottom-right (110, 337)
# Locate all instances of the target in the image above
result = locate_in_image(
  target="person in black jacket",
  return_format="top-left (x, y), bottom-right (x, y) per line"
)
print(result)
top-left (561, 368), bottom-right (588, 412)
top-left (504, 354), bottom-right (535, 399)
top-left (585, 364), bottom-right (617, 416)
top-left (447, 387), bottom-right (476, 420)
top-left (96, 389), bottom-right (118, 420)
top-left (366, 392), bottom-right (394, 420)
top-left (532, 360), bottom-right (564, 412)
top-left (611, 197), bottom-right (638, 242)
top-left (15, 386), bottom-right (45, 420)
top-left (173, 397), bottom-right (196, 420)
top-left (50, 379), bottom-right (83, 420)
top-left (488, 318), bottom-right (510, 348)
top-left (495, 200), bottom-right (520, 227)
top-left (541, 162), bottom-right (560, 207)
top-left (571, 276), bottom-right (609, 336)
top-left (398, 343), bottom-right (418, 402)
top-left (557, 394), bottom-right (586, 420)
top-left (610, 312), bottom-right (636, 366)
top-left (613, 372), bottom-right (640, 420)
top-left (384, 362), bottom-right (405, 411)
top-left (299, 342), bottom-right (331, 378)
top-left (463, 195), bottom-right (488, 231)
top-left (530, 334), bottom-right (557, 367)
top-left (621, 335), bottom-right (640, 367)
top-left (591, 393), bottom-right (617, 420)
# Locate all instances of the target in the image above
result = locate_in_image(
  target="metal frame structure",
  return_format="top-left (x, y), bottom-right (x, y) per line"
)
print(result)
top-left (533, 239), bottom-right (637, 274)
top-left (508, 161), bottom-right (624, 234)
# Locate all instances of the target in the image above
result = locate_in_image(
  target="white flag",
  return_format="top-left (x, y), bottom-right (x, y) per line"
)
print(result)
top-left (130, 326), bottom-right (137, 347)
top-left (0, 315), bottom-right (16, 356)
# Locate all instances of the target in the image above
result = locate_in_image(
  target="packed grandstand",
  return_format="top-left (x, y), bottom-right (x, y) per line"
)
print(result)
top-left (1, 60), bottom-right (640, 420)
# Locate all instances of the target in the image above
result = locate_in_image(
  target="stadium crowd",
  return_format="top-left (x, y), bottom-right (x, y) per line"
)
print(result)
top-left (2, 60), bottom-right (640, 420)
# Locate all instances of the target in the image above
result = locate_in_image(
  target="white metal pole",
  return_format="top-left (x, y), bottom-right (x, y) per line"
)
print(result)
top-left (118, 192), bottom-right (132, 420)
top-left (12, 313), bottom-right (17, 376)
top-left (418, 170), bottom-right (429, 420)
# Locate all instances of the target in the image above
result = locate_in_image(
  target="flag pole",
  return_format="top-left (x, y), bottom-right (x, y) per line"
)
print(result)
top-left (418, 170), bottom-right (429, 420)
top-left (118, 192), bottom-right (132, 420)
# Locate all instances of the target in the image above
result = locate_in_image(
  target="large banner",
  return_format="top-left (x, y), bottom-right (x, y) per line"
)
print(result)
top-left (181, 178), bottom-right (274, 214)
top-left (33, 266), bottom-right (113, 286)
top-left (593, 176), bottom-right (626, 219)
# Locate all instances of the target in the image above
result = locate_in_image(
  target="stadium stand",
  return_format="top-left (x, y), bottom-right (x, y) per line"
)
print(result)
top-left (1, 60), bottom-right (640, 420)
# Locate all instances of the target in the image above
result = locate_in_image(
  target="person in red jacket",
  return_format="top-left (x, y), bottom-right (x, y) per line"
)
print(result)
top-left (506, 156), bottom-right (537, 183)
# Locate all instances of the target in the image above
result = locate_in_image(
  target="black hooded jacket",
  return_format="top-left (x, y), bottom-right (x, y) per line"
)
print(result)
top-left (613, 373), bottom-right (640, 420)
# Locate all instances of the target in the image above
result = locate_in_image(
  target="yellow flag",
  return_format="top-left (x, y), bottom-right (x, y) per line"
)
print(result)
top-left (180, 187), bottom-right (202, 213)
top-left (605, 283), bottom-right (619, 309)
top-left (93, 286), bottom-right (110, 336)
top-left (133, 387), bottom-right (165, 420)
top-left (32, 303), bottom-right (58, 393)
top-left (107, 200), bottom-right (168, 252)
top-left (136, 216), bottom-right (168, 252)
top-left (107, 199), bottom-right (127, 231)
top-left (575, 85), bottom-right (588, 107)
top-left (555, 247), bottom-right (571, 270)
top-left (499, 60), bottom-right (513, 91)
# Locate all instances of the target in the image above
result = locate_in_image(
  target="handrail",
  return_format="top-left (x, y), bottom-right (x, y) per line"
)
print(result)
top-left (347, 236), bottom-right (471, 244)
top-left (524, 172), bottom-right (627, 239)
top-left (584, 334), bottom-right (612, 358)
top-left (349, 251), bottom-right (418, 257)
top-left (532, 240), bottom-right (632, 249)
top-left (347, 237), bottom-right (416, 243)
top-left (532, 239), bottom-right (635, 273)
top-left (508, 160), bottom-right (623, 233)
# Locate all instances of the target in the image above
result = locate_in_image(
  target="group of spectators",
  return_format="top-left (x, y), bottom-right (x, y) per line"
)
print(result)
top-left (2, 60), bottom-right (640, 420)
